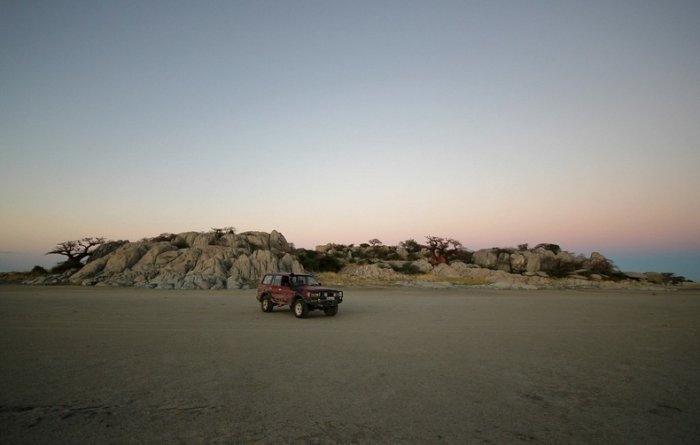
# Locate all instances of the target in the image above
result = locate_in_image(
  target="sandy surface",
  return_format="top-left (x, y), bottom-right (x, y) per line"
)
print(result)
top-left (1, 285), bottom-right (699, 444)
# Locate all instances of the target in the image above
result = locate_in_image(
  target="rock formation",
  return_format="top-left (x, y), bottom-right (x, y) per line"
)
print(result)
top-left (16, 231), bottom-right (691, 289)
top-left (67, 230), bottom-right (303, 289)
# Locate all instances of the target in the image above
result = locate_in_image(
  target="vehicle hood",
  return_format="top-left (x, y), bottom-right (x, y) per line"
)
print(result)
top-left (298, 285), bottom-right (341, 292)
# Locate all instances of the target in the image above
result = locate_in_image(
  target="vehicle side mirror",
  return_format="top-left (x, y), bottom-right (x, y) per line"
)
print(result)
top-left (318, 282), bottom-right (322, 286)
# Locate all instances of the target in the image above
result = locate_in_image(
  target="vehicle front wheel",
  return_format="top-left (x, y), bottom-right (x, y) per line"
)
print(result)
top-left (261, 297), bottom-right (274, 313)
top-left (324, 306), bottom-right (338, 317)
top-left (292, 299), bottom-right (308, 318)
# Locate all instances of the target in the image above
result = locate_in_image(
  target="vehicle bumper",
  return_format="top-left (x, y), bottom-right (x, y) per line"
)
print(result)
top-left (308, 296), bottom-right (343, 307)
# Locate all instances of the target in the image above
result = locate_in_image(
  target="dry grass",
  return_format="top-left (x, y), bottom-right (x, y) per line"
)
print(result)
top-left (0, 271), bottom-right (44, 284)
top-left (316, 272), bottom-right (491, 287)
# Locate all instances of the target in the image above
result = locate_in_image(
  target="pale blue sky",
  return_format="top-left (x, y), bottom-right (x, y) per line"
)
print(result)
top-left (1, 1), bottom-right (699, 279)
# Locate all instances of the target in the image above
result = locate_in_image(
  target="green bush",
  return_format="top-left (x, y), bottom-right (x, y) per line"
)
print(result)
top-left (295, 249), bottom-right (319, 271)
top-left (296, 249), bottom-right (344, 273)
top-left (318, 255), bottom-right (343, 273)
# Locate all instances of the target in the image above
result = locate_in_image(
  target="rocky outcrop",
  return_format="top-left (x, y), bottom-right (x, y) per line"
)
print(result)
top-left (69, 230), bottom-right (303, 289)
top-left (30, 230), bottom-right (684, 290)
top-left (318, 239), bottom-right (682, 288)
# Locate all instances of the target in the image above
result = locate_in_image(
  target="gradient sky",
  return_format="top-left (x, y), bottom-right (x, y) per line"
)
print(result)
top-left (1, 1), bottom-right (699, 278)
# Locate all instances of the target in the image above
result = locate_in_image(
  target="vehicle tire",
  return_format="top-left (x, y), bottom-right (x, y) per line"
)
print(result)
top-left (261, 297), bottom-right (274, 313)
top-left (292, 299), bottom-right (308, 318)
top-left (323, 306), bottom-right (338, 317)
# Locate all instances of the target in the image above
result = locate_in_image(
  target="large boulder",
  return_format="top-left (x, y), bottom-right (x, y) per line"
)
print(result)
top-left (251, 249), bottom-right (280, 277)
top-left (104, 243), bottom-right (150, 274)
top-left (132, 242), bottom-right (177, 272)
top-left (190, 246), bottom-right (230, 277)
top-left (229, 254), bottom-right (253, 282)
top-left (432, 263), bottom-right (460, 277)
top-left (150, 271), bottom-right (185, 289)
top-left (280, 253), bottom-right (304, 274)
top-left (538, 249), bottom-right (558, 272)
top-left (496, 252), bottom-right (511, 272)
top-left (69, 256), bottom-right (109, 283)
top-left (472, 249), bottom-right (498, 269)
top-left (411, 259), bottom-right (433, 273)
top-left (525, 251), bottom-right (541, 274)
top-left (269, 230), bottom-right (290, 252)
top-left (182, 273), bottom-right (226, 290)
top-left (87, 241), bottom-right (127, 263)
top-left (240, 231), bottom-right (271, 250)
top-left (192, 233), bottom-right (217, 248)
top-left (172, 232), bottom-right (199, 249)
top-left (510, 253), bottom-right (527, 274)
top-left (162, 248), bottom-right (202, 274)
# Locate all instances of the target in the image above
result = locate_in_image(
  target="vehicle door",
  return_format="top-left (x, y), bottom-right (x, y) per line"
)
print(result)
top-left (269, 275), bottom-right (283, 304)
top-left (270, 275), bottom-right (295, 305)
top-left (276, 275), bottom-right (295, 306)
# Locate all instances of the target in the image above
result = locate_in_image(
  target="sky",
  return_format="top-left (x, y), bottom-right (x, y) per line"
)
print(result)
top-left (1, 0), bottom-right (699, 279)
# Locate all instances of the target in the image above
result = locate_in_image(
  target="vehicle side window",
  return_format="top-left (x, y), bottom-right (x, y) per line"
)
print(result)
top-left (271, 275), bottom-right (282, 286)
top-left (262, 275), bottom-right (273, 285)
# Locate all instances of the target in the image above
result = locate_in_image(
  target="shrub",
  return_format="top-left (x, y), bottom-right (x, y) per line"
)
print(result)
top-left (318, 255), bottom-right (343, 273)
top-left (386, 252), bottom-right (401, 261)
top-left (296, 249), bottom-right (345, 273)
top-left (535, 243), bottom-right (561, 254)
top-left (451, 250), bottom-right (473, 263)
top-left (172, 239), bottom-right (189, 249)
top-left (548, 259), bottom-right (576, 278)
top-left (400, 239), bottom-right (423, 253)
top-left (50, 258), bottom-right (83, 274)
top-left (31, 265), bottom-right (48, 275)
top-left (295, 249), bottom-right (320, 271)
top-left (392, 263), bottom-right (421, 275)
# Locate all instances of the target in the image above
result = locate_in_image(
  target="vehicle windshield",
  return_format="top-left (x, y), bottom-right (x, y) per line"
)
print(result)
top-left (290, 275), bottom-right (320, 286)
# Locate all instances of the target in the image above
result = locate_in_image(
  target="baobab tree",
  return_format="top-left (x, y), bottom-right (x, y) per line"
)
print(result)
top-left (425, 236), bottom-right (463, 265)
top-left (46, 237), bottom-right (107, 265)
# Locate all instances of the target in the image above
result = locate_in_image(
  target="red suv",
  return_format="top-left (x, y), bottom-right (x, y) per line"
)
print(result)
top-left (256, 272), bottom-right (343, 318)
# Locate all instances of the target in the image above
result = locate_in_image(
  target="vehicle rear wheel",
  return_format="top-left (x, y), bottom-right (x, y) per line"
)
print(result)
top-left (261, 297), bottom-right (274, 313)
top-left (324, 306), bottom-right (338, 317)
top-left (292, 299), bottom-right (308, 318)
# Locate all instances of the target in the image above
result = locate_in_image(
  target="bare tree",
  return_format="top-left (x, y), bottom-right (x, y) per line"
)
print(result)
top-left (447, 238), bottom-right (462, 251)
top-left (46, 237), bottom-right (106, 263)
top-left (368, 238), bottom-right (383, 247)
top-left (425, 236), bottom-right (464, 265)
top-left (212, 226), bottom-right (236, 235)
top-left (425, 236), bottom-right (449, 265)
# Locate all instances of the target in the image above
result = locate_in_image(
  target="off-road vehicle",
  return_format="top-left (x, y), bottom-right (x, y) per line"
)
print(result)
top-left (256, 272), bottom-right (343, 318)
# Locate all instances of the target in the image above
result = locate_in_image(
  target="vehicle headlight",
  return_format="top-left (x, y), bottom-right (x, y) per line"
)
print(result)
top-left (308, 292), bottom-right (320, 298)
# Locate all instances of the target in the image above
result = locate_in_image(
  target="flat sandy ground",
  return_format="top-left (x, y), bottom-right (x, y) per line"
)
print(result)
top-left (1, 285), bottom-right (699, 444)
